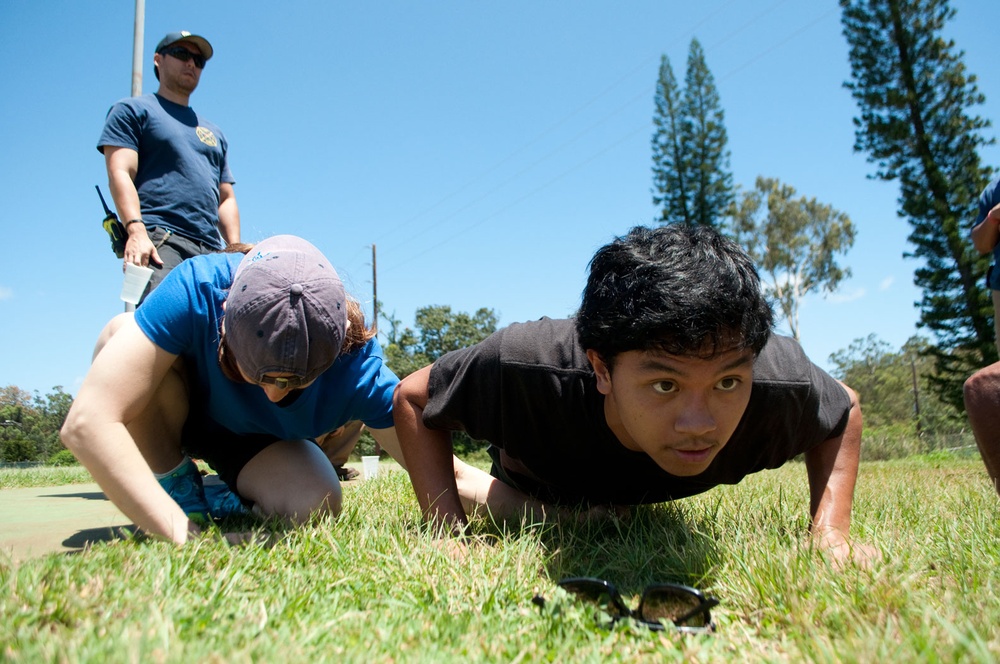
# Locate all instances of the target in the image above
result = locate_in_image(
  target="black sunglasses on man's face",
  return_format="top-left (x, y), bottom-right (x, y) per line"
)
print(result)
top-left (160, 46), bottom-right (206, 69)
top-left (554, 577), bottom-right (718, 633)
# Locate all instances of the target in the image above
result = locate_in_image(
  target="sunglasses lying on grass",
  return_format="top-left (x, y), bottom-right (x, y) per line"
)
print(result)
top-left (533, 577), bottom-right (719, 634)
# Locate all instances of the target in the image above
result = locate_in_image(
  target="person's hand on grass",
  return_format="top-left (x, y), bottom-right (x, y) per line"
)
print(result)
top-left (564, 503), bottom-right (634, 524)
top-left (221, 530), bottom-right (278, 547)
top-left (431, 535), bottom-right (470, 560)
top-left (813, 529), bottom-right (880, 570)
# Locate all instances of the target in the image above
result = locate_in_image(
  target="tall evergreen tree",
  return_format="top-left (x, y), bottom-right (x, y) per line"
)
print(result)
top-left (651, 39), bottom-right (733, 227)
top-left (840, 0), bottom-right (995, 410)
top-left (682, 38), bottom-right (734, 227)
top-left (651, 54), bottom-right (693, 224)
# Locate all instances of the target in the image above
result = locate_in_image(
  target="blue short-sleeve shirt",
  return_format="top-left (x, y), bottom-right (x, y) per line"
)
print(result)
top-left (133, 253), bottom-right (398, 439)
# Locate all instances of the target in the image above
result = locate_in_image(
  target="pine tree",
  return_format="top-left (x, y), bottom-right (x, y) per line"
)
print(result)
top-left (681, 39), bottom-right (734, 227)
top-left (840, 0), bottom-right (995, 410)
top-left (651, 39), bottom-right (733, 227)
top-left (651, 54), bottom-right (692, 224)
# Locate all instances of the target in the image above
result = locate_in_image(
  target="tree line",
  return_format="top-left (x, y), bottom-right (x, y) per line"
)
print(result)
top-left (0, 385), bottom-right (75, 464)
top-left (0, 308), bottom-right (963, 465)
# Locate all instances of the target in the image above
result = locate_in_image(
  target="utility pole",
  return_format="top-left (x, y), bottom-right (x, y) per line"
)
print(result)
top-left (124, 0), bottom-right (145, 314)
top-left (371, 244), bottom-right (378, 333)
top-left (132, 0), bottom-right (145, 96)
top-left (371, 243), bottom-right (381, 456)
top-left (910, 354), bottom-right (922, 438)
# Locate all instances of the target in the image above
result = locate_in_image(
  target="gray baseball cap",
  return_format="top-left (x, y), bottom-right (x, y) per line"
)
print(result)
top-left (155, 31), bottom-right (214, 60)
top-left (225, 236), bottom-right (347, 386)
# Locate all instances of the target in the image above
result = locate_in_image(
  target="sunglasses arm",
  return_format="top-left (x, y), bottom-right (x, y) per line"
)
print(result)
top-left (671, 597), bottom-right (720, 626)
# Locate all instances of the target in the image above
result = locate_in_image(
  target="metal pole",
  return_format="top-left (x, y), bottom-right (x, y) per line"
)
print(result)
top-left (372, 244), bottom-right (378, 333)
top-left (124, 0), bottom-right (145, 313)
top-left (131, 0), bottom-right (145, 97)
top-left (910, 354), bottom-right (922, 438)
top-left (371, 243), bottom-right (381, 456)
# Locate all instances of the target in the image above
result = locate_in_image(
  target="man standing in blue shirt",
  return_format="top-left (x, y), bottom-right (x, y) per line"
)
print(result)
top-left (98, 31), bottom-right (240, 304)
top-left (971, 175), bottom-right (1000, 354)
top-left (964, 174), bottom-right (1000, 502)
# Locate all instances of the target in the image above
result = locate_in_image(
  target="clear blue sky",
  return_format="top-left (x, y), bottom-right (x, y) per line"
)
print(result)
top-left (1, 1), bottom-right (998, 396)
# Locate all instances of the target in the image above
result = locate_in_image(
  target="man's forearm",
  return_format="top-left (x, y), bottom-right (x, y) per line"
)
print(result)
top-left (393, 397), bottom-right (468, 534)
top-left (217, 186), bottom-right (240, 244)
top-left (108, 170), bottom-right (142, 224)
top-left (971, 203), bottom-right (1000, 255)
top-left (805, 386), bottom-right (863, 539)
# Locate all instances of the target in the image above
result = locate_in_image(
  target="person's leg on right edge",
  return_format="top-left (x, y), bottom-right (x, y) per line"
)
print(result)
top-left (964, 361), bottom-right (1000, 497)
top-left (992, 290), bottom-right (1000, 357)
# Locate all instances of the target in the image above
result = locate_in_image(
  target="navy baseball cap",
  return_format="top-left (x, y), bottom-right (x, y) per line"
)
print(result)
top-left (155, 31), bottom-right (213, 60)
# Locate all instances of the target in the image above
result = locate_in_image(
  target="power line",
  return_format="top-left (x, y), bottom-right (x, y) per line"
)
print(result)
top-left (381, 4), bottom-right (838, 271)
top-left (372, 0), bottom-right (746, 251)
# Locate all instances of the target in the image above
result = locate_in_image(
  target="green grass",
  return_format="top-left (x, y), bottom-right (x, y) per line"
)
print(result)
top-left (0, 465), bottom-right (93, 489)
top-left (2, 455), bottom-right (999, 662)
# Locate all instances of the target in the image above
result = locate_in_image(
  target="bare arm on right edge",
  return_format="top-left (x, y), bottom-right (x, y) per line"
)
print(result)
top-left (971, 201), bottom-right (1000, 255)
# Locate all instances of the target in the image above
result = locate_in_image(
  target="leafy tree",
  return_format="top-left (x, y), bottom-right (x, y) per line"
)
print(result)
top-left (840, 0), bottom-right (996, 411)
top-left (381, 305), bottom-right (499, 379)
top-left (0, 385), bottom-right (74, 463)
top-left (727, 176), bottom-right (856, 340)
top-left (379, 308), bottom-right (431, 380)
top-left (829, 334), bottom-right (915, 429)
top-left (380, 305), bottom-right (498, 461)
top-left (414, 306), bottom-right (499, 362)
top-left (828, 334), bottom-right (962, 434)
top-left (682, 38), bottom-right (734, 227)
top-left (651, 39), bottom-right (733, 227)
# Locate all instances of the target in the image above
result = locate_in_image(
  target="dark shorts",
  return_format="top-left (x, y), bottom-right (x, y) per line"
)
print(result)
top-left (180, 415), bottom-right (282, 494)
top-left (138, 226), bottom-right (223, 304)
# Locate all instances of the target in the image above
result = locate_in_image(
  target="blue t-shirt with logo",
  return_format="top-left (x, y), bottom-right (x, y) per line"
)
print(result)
top-left (98, 93), bottom-right (235, 248)
top-left (133, 252), bottom-right (397, 439)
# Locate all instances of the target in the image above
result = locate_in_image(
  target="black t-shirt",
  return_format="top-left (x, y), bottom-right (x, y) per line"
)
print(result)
top-left (424, 317), bottom-right (851, 506)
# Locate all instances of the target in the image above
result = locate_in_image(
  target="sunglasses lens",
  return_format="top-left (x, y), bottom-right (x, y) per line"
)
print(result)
top-left (640, 586), bottom-right (709, 627)
top-left (165, 48), bottom-right (205, 68)
top-left (559, 579), bottom-right (625, 621)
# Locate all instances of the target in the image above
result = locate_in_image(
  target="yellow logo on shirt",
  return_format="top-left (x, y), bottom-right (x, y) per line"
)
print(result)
top-left (196, 126), bottom-right (218, 147)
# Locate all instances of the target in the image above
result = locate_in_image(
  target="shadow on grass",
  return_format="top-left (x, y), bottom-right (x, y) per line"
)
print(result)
top-left (545, 505), bottom-right (718, 589)
top-left (474, 500), bottom-right (720, 594)
top-left (41, 491), bottom-right (108, 501)
top-left (62, 524), bottom-right (138, 551)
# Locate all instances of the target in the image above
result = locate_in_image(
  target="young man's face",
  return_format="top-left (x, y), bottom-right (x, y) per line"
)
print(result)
top-left (587, 346), bottom-right (754, 476)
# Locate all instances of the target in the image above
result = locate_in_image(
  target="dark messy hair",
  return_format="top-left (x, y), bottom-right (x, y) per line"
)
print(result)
top-left (576, 224), bottom-right (773, 363)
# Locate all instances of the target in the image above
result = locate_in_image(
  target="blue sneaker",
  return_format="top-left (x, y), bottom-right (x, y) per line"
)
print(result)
top-left (157, 457), bottom-right (211, 524)
top-left (203, 476), bottom-right (250, 519)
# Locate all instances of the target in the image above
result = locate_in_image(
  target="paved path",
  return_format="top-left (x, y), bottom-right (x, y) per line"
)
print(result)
top-left (0, 483), bottom-right (132, 563)
top-left (0, 462), bottom-right (373, 563)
